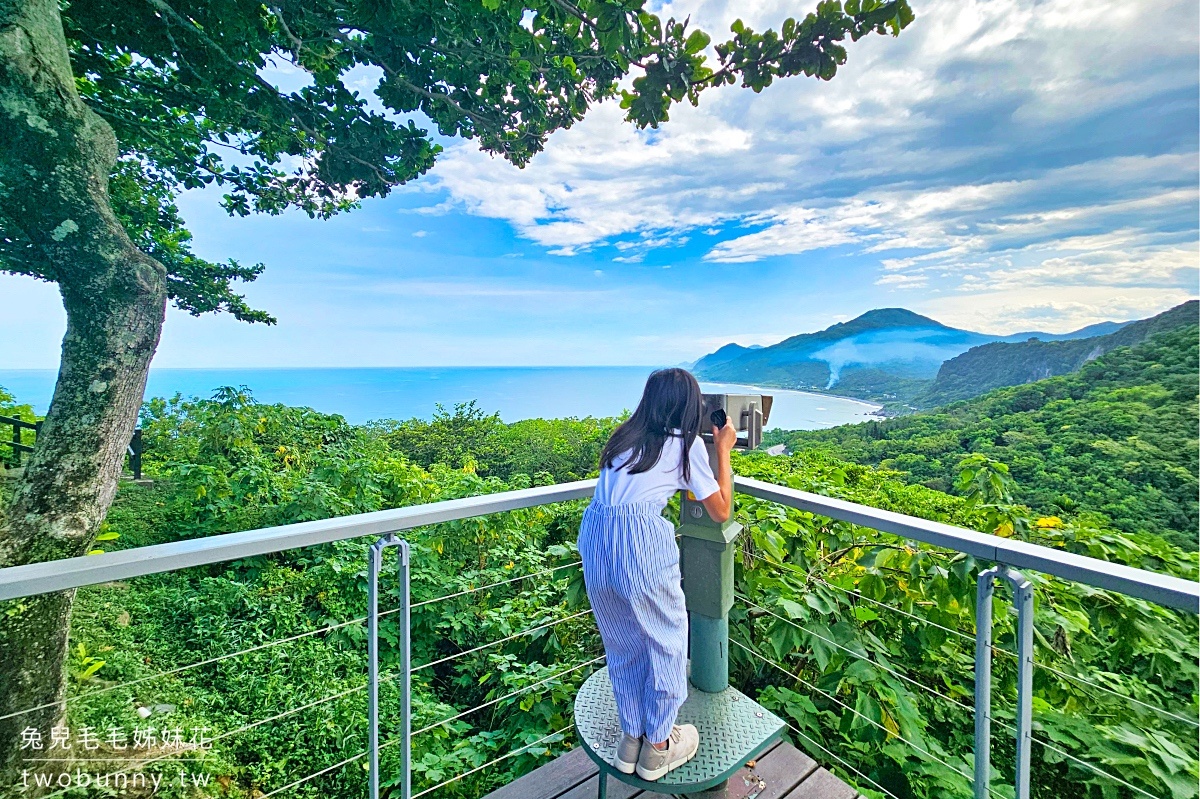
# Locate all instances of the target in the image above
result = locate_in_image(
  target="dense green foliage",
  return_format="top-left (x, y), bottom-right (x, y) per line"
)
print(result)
top-left (769, 326), bottom-right (1200, 550)
top-left (372, 401), bottom-right (617, 483)
top-left (3, 385), bottom-right (1194, 798)
top-left (731, 451), bottom-right (1197, 799)
top-left (47, 389), bottom-right (608, 798)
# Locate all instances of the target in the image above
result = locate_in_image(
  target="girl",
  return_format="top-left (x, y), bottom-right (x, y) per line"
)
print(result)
top-left (578, 368), bottom-right (736, 781)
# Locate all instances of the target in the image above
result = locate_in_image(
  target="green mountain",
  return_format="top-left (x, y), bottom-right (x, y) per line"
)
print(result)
top-left (694, 308), bottom-right (995, 391)
top-left (693, 307), bottom-right (1138, 404)
top-left (924, 301), bottom-right (1198, 405)
top-left (769, 322), bottom-right (1200, 549)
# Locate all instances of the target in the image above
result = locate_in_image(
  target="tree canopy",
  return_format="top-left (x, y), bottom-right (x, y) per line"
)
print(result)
top-left (2, 0), bottom-right (912, 321)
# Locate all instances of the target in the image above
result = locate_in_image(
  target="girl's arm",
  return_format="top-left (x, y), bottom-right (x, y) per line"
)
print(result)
top-left (701, 419), bottom-right (737, 523)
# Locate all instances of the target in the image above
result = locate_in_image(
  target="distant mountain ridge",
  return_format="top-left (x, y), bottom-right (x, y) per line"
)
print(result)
top-left (768, 320), bottom-right (1200, 549)
top-left (1006, 319), bottom-right (1130, 341)
top-left (692, 307), bottom-right (1129, 401)
top-left (924, 301), bottom-right (1199, 405)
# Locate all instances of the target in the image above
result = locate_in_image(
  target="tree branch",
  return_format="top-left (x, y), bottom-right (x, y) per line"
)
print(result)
top-left (143, 0), bottom-right (393, 187)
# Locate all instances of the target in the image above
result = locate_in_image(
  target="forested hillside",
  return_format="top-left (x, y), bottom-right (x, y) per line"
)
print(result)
top-left (924, 301), bottom-right (1197, 405)
top-left (1, 387), bottom-right (1195, 799)
top-left (770, 324), bottom-right (1200, 549)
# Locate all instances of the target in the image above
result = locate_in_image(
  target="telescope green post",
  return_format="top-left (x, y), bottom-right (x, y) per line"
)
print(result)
top-left (678, 450), bottom-right (740, 694)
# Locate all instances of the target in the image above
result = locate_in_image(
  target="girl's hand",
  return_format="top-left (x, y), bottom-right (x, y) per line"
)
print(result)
top-left (713, 419), bottom-right (738, 452)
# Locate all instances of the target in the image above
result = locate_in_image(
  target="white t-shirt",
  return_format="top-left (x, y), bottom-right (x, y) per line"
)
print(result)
top-left (594, 434), bottom-right (721, 510)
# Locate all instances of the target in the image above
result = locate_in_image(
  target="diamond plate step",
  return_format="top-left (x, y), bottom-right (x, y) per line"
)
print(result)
top-left (573, 667), bottom-right (784, 793)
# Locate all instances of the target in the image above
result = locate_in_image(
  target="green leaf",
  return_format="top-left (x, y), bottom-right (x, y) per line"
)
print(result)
top-left (779, 599), bottom-right (807, 619)
top-left (684, 30), bottom-right (711, 54)
top-left (853, 605), bottom-right (879, 622)
top-left (805, 593), bottom-right (833, 614)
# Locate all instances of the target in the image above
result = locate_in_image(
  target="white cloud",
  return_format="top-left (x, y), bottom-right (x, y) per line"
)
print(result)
top-left (876, 273), bottom-right (928, 288)
top-left (917, 286), bottom-right (1197, 334)
top-left (414, 0), bottom-right (1197, 325)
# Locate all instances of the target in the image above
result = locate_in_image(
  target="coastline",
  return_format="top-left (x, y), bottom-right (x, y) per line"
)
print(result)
top-left (2, 367), bottom-right (881, 430)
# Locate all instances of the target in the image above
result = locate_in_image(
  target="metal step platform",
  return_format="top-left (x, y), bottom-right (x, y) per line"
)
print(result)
top-left (573, 667), bottom-right (785, 797)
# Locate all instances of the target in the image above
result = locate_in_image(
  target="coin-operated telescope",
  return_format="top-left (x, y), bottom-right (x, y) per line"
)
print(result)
top-left (679, 393), bottom-right (772, 694)
top-left (698, 393), bottom-right (773, 451)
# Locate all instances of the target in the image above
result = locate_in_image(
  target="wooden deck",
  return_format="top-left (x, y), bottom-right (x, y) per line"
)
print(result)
top-left (482, 740), bottom-right (863, 799)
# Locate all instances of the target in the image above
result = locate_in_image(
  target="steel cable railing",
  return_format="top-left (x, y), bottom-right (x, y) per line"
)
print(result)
top-left (746, 544), bottom-right (1195, 730)
top-left (9, 477), bottom-right (1196, 799)
top-left (253, 656), bottom-right (602, 798)
top-left (730, 639), bottom-right (992, 795)
top-left (36, 681), bottom-right (372, 799)
top-left (0, 614), bottom-right (367, 723)
top-left (774, 715), bottom-right (902, 799)
top-left (252, 657), bottom-right (603, 798)
top-left (743, 542), bottom-right (1193, 798)
top-left (405, 724), bottom-right (571, 799)
top-left (0, 560), bottom-right (584, 723)
top-left (736, 594), bottom-right (976, 714)
top-left (413, 609), bottom-right (593, 673)
top-left (1028, 660), bottom-right (1200, 729)
top-left (410, 560), bottom-right (582, 610)
top-left (746, 550), bottom-right (982, 646)
top-left (33, 608), bottom-right (595, 799)
top-left (259, 750), bottom-right (369, 798)
top-left (1028, 735), bottom-right (1158, 799)
top-left (412, 655), bottom-right (605, 737)
top-left (736, 592), bottom-right (1049, 796)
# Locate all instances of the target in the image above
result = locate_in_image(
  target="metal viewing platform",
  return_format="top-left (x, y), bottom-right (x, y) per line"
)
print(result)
top-left (574, 667), bottom-right (784, 796)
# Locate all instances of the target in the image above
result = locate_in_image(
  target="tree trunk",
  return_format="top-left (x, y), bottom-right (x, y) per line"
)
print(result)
top-left (0, 0), bottom-right (167, 780)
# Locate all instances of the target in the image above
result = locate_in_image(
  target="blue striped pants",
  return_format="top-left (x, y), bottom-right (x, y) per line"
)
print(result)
top-left (579, 501), bottom-right (688, 743)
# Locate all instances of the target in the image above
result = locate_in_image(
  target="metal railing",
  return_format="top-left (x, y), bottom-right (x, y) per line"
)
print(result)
top-left (0, 476), bottom-right (1195, 799)
top-left (0, 417), bottom-right (143, 478)
top-left (0, 415), bottom-right (38, 468)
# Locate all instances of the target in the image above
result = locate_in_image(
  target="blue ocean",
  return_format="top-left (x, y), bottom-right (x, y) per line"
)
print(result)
top-left (0, 367), bottom-right (880, 430)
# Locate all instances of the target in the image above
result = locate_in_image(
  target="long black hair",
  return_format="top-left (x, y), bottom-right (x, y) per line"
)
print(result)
top-left (600, 368), bottom-right (704, 480)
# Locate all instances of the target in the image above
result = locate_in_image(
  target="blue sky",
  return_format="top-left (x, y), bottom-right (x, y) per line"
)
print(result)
top-left (2, 0), bottom-right (1197, 368)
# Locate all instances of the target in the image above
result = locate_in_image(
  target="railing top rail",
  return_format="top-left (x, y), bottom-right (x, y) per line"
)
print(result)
top-left (1, 475), bottom-right (1194, 613)
top-left (0, 414), bottom-right (38, 429)
top-left (734, 476), bottom-right (1200, 614)
top-left (0, 479), bottom-right (598, 601)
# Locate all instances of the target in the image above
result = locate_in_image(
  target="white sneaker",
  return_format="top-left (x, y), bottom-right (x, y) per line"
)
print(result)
top-left (636, 724), bottom-right (699, 781)
top-left (614, 733), bottom-right (641, 774)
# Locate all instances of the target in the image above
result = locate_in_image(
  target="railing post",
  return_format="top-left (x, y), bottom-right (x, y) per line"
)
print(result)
top-left (130, 428), bottom-right (143, 480)
top-left (974, 566), bottom-right (998, 799)
top-left (10, 419), bottom-right (20, 467)
top-left (368, 533), bottom-right (411, 799)
top-left (1009, 571), bottom-right (1034, 799)
top-left (398, 539), bottom-right (412, 799)
top-left (368, 536), bottom-right (385, 799)
top-left (974, 565), bottom-right (1034, 799)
